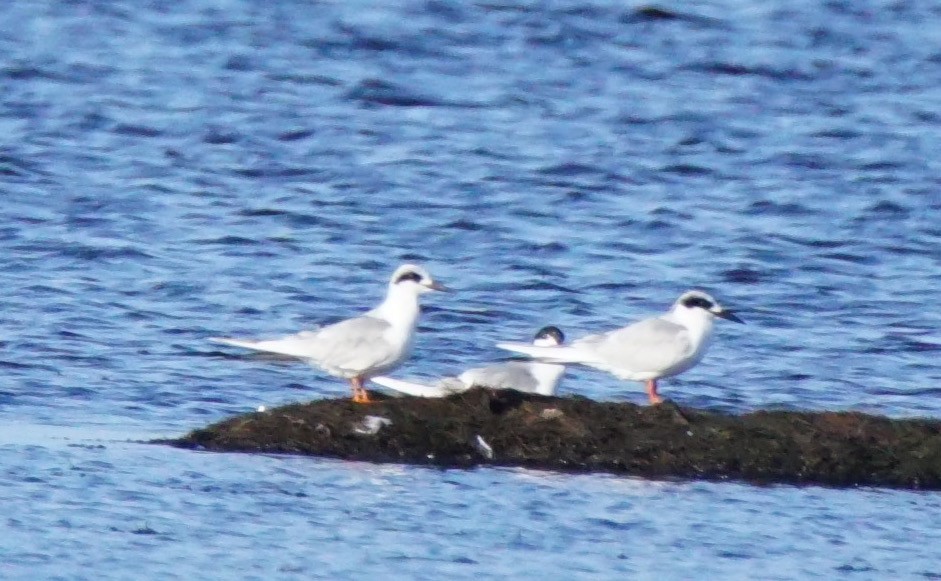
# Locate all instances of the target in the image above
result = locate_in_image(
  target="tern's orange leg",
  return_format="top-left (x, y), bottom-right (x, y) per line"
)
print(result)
top-left (349, 379), bottom-right (362, 402)
top-left (645, 379), bottom-right (663, 405)
top-left (351, 376), bottom-right (371, 404)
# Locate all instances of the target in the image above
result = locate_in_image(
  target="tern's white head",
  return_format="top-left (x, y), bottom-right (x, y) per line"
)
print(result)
top-left (532, 325), bottom-right (565, 347)
top-left (388, 264), bottom-right (448, 295)
top-left (671, 290), bottom-right (744, 324)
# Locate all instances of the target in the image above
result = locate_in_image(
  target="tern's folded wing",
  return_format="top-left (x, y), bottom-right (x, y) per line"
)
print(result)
top-left (371, 376), bottom-right (455, 397)
top-left (210, 314), bottom-right (400, 374)
top-left (495, 342), bottom-right (600, 365)
top-left (459, 362), bottom-right (540, 392)
top-left (307, 315), bottom-right (401, 373)
top-left (582, 317), bottom-right (693, 374)
top-left (209, 330), bottom-right (321, 359)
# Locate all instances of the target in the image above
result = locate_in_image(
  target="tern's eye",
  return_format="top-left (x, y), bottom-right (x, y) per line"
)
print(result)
top-left (682, 296), bottom-right (714, 310)
top-left (395, 271), bottom-right (424, 284)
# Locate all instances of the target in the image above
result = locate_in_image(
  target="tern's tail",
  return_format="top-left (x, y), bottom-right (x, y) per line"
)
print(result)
top-left (371, 375), bottom-right (463, 398)
top-left (209, 337), bottom-right (265, 350)
top-left (495, 342), bottom-right (598, 364)
top-left (209, 336), bottom-right (312, 359)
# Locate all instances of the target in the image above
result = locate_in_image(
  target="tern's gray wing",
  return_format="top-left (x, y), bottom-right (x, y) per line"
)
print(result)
top-left (575, 317), bottom-right (693, 377)
top-left (306, 315), bottom-right (401, 376)
top-left (458, 361), bottom-right (540, 392)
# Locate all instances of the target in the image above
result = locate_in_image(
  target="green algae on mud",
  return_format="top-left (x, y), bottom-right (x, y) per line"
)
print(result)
top-left (166, 388), bottom-right (941, 490)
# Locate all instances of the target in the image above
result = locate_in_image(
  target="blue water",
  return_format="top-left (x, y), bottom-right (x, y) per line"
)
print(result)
top-left (2, 0), bottom-right (941, 578)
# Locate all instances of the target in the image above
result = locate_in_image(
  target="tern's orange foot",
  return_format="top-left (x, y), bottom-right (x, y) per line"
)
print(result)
top-left (350, 389), bottom-right (371, 404)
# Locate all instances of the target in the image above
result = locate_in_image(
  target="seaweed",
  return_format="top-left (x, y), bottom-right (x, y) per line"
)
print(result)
top-left (164, 389), bottom-right (941, 490)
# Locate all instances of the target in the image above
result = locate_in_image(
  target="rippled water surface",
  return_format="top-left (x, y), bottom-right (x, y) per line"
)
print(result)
top-left (2, 0), bottom-right (941, 578)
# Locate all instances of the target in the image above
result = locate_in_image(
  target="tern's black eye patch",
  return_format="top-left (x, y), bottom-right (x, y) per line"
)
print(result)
top-left (682, 296), bottom-right (714, 310)
top-left (395, 271), bottom-right (424, 284)
top-left (536, 326), bottom-right (565, 344)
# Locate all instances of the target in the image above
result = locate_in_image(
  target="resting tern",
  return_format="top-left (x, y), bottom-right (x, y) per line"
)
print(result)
top-left (372, 326), bottom-right (567, 397)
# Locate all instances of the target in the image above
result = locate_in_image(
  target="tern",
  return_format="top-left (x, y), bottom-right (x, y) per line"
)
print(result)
top-left (496, 290), bottom-right (742, 404)
top-left (372, 326), bottom-right (567, 397)
top-left (210, 264), bottom-right (447, 403)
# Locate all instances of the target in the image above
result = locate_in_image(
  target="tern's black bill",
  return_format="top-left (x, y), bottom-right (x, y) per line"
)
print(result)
top-left (427, 281), bottom-right (451, 292)
top-left (716, 309), bottom-right (744, 324)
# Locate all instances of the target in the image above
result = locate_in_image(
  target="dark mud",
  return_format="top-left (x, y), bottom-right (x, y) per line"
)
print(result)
top-left (166, 389), bottom-right (941, 490)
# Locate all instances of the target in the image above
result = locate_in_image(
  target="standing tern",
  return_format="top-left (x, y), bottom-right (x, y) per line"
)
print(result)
top-left (372, 326), bottom-right (567, 397)
top-left (496, 290), bottom-right (743, 404)
top-left (210, 263), bottom-right (448, 403)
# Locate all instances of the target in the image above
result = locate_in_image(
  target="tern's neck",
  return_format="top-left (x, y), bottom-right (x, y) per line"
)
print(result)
top-left (370, 284), bottom-right (421, 328)
top-left (665, 307), bottom-right (714, 349)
